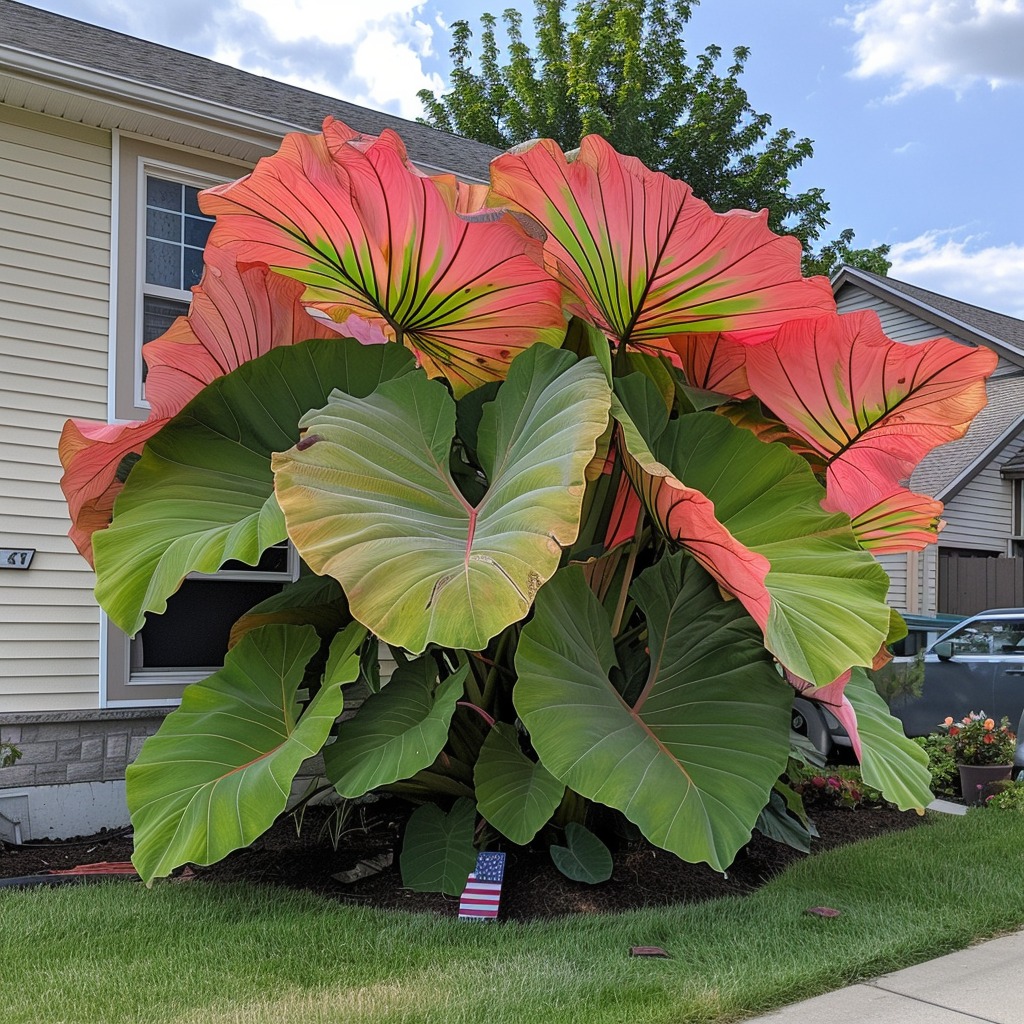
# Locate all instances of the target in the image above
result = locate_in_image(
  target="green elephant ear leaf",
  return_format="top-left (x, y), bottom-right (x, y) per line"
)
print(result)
top-left (127, 621), bottom-right (365, 884)
top-left (94, 338), bottom-right (416, 636)
top-left (474, 722), bottom-right (565, 845)
top-left (614, 372), bottom-right (892, 684)
top-left (550, 822), bottom-right (613, 884)
top-left (844, 668), bottom-right (933, 812)
top-left (399, 798), bottom-right (478, 895)
top-left (515, 557), bottom-right (793, 872)
top-left (229, 574), bottom-right (348, 650)
top-left (273, 344), bottom-right (611, 653)
top-left (323, 656), bottom-right (468, 798)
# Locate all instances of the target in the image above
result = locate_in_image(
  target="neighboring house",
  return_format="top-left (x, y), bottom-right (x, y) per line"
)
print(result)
top-left (833, 266), bottom-right (1024, 620)
top-left (0, 0), bottom-right (501, 839)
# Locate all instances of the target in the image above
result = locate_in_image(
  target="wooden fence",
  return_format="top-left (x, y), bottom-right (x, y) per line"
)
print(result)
top-left (938, 553), bottom-right (1024, 615)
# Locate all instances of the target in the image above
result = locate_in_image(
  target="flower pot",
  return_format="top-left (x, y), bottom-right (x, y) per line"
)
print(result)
top-left (958, 764), bottom-right (1012, 805)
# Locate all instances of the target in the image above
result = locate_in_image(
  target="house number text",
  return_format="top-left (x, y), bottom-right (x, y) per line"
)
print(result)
top-left (1, 549), bottom-right (35, 569)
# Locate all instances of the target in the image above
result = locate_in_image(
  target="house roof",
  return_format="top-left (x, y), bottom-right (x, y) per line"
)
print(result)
top-left (0, 0), bottom-right (500, 179)
top-left (832, 265), bottom-right (1024, 364)
top-left (910, 375), bottom-right (1024, 500)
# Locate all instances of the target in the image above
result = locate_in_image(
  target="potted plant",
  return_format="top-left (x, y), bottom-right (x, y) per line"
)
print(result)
top-left (0, 741), bottom-right (20, 770)
top-left (938, 713), bottom-right (1016, 804)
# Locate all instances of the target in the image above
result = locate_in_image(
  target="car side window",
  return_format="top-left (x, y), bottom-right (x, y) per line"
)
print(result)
top-left (945, 620), bottom-right (1024, 655)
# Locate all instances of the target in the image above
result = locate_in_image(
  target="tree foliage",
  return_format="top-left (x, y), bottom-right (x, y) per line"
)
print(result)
top-left (418, 0), bottom-right (889, 273)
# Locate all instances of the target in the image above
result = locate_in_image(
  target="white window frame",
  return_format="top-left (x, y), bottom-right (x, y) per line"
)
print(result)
top-left (103, 134), bottom-right (295, 707)
top-left (110, 133), bottom-right (249, 423)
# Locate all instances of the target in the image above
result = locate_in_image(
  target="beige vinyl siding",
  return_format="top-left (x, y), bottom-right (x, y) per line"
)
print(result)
top-left (0, 104), bottom-right (110, 713)
top-left (876, 553), bottom-right (907, 611)
top-left (939, 434), bottom-right (1024, 552)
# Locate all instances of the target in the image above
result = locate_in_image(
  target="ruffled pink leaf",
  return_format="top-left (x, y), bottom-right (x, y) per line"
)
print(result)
top-left (201, 118), bottom-right (566, 396)
top-left (848, 486), bottom-right (945, 553)
top-left (58, 248), bottom-right (336, 562)
top-left (488, 135), bottom-right (835, 357)
top-left (742, 311), bottom-right (998, 549)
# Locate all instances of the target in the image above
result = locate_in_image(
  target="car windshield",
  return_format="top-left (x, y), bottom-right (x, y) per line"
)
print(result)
top-left (941, 618), bottom-right (1024, 655)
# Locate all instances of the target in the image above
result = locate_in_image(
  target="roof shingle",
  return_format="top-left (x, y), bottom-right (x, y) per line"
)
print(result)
top-left (0, 0), bottom-right (501, 180)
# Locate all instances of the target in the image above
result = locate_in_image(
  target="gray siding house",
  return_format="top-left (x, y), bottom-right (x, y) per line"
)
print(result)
top-left (833, 267), bottom-right (1024, 619)
top-left (0, 0), bottom-right (497, 839)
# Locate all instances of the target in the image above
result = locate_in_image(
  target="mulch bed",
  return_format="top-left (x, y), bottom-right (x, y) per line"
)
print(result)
top-left (0, 799), bottom-right (925, 921)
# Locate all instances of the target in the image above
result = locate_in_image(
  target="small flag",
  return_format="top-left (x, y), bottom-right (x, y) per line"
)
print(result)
top-left (458, 851), bottom-right (506, 920)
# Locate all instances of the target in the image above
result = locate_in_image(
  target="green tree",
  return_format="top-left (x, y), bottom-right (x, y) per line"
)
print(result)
top-left (418, 0), bottom-right (888, 274)
top-left (802, 227), bottom-right (893, 278)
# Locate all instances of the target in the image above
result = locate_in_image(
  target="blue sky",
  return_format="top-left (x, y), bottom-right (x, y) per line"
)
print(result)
top-left (23, 0), bottom-right (1024, 316)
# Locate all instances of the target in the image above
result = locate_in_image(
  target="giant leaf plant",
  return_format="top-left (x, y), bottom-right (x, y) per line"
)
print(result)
top-left (59, 118), bottom-right (995, 885)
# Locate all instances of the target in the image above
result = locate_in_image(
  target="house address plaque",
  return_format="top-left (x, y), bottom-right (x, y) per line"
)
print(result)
top-left (0, 549), bottom-right (35, 569)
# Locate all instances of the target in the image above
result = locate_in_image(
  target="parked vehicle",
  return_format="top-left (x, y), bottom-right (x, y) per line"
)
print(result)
top-left (797, 610), bottom-right (1024, 758)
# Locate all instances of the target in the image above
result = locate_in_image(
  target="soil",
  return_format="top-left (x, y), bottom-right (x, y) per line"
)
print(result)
top-left (0, 799), bottom-right (925, 922)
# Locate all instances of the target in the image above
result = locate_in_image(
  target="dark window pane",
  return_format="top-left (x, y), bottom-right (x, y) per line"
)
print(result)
top-left (146, 207), bottom-right (181, 242)
top-left (183, 246), bottom-right (205, 289)
top-left (142, 295), bottom-right (189, 344)
top-left (147, 177), bottom-right (182, 212)
top-left (184, 215), bottom-right (213, 248)
top-left (146, 238), bottom-right (181, 288)
top-left (136, 578), bottom-right (284, 669)
top-left (183, 185), bottom-right (206, 217)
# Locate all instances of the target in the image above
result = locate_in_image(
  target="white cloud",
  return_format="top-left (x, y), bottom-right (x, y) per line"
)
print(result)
top-left (224, 0), bottom-right (443, 117)
top-left (844, 0), bottom-right (1024, 96)
top-left (888, 229), bottom-right (1024, 317)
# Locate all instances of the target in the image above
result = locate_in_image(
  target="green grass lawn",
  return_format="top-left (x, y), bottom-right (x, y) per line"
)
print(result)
top-left (3, 811), bottom-right (1024, 1024)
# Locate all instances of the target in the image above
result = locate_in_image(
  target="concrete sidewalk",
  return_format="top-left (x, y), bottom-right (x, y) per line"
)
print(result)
top-left (744, 930), bottom-right (1024, 1023)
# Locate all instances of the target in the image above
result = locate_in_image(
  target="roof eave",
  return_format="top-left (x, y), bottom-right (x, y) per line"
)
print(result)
top-left (0, 43), bottom-right (485, 180)
top-left (936, 411), bottom-right (1024, 502)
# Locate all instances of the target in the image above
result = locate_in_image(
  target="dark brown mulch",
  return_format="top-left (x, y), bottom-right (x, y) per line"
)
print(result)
top-left (0, 798), bottom-right (925, 921)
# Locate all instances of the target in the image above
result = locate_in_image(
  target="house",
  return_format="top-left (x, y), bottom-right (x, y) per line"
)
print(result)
top-left (832, 266), bottom-right (1024, 621)
top-left (0, 0), bottom-right (501, 839)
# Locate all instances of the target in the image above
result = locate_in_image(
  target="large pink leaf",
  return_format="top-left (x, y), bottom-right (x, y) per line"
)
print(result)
top-left (488, 135), bottom-right (835, 357)
top-left (201, 118), bottom-right (566, 396)
top-left (58, 247), bottom-right (335, 562)
top-left (742, 311), bottom-right (998, 550)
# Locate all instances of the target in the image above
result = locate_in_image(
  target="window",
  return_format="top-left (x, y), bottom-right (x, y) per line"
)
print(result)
top-left (140, 175), bottom-right (215, 379)
top-left (943, 617), bottom-right (1024, 656)
top-left (111, 135), bottom-right (249, 422)
top-left (104, 136), bottom-right (290, 706)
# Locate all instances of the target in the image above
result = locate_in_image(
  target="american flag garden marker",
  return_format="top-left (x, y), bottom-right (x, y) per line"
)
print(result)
top-left (458, 851), bottom-right (506, 920)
